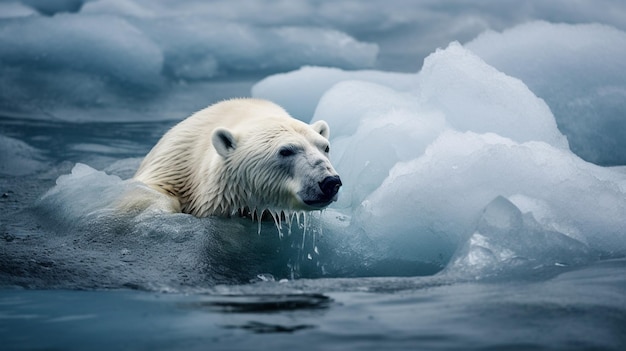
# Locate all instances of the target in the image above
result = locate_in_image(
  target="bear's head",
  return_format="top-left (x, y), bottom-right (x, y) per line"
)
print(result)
top-left (211, 118), bottom-right (342, 215)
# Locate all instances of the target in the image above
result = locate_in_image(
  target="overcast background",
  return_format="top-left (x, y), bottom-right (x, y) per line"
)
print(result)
top-left (6, 0), bottom-right (626, 71)
top-left (1, 0), bottom-right (626, 121)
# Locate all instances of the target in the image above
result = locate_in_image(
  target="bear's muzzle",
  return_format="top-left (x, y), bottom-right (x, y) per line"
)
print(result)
top-left (319, 175), bottom-right (342, 199)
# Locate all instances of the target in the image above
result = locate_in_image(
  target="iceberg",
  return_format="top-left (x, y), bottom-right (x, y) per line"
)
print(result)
top-left (445, 196), bottom-right (594, 279)
top-left (357, 130), bottom-right (625, 265)
top-left (467, 21), bottom-right (626, 165)
top-left (252, 66), bottom-right (417, 121)
top-left (256, 36), bottom-right (626, 278)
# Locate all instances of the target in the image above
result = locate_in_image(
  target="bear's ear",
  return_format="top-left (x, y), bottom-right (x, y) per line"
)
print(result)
top-left (212, 127), bottom-right (237, 158)
top-left (310, 120), bottom-right (330, 139)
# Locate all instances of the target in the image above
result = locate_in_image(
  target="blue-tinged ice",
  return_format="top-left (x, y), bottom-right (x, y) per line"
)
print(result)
top-left (256, 37), bottom-right (626, 278)
top-left (446, 196), bottom-right (593, 279)
top-left (467, 21), bottom-right (626, 165)
top-left (253, 66), bottom-right (417, 121)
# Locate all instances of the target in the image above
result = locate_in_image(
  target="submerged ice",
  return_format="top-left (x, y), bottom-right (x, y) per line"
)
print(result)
top-left (446, 196), bottom-right (595, 278)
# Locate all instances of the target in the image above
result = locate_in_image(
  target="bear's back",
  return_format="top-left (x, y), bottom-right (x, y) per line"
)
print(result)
top-left (133, 98), bottom-right (293, 202)
top-left (196, 98), bottom-right (291, 128)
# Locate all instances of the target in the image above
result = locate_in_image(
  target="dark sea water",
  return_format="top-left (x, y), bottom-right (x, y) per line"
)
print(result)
top-left (1, 259), bottom-right (625, 351)
top-left (1, 116), bottom-right (625, 351)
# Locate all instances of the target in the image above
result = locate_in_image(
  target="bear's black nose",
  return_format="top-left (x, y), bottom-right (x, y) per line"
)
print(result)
top-left (320, 175), bottom-right (342, 198)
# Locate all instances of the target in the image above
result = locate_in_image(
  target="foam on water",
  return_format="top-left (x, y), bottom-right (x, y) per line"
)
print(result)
top-left (21, 159), bottom-right (440, 290)
top-left (26, 163), bottom-right (335, 287)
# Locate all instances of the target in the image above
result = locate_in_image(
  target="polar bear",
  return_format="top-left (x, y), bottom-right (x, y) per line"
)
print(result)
top-left (133, 98), bottom-right (342, 218)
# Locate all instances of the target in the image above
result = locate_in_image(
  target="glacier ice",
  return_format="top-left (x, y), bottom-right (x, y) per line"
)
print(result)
top-left (357, 131), bottom-right (626, 264)
top-left (256, 38), bottom-right (626, 278)
top-left (313, 42), bottom-right (572, 212)
top-left (418, 42), bottom-right (569, 149)
top-left (445, 196), bottom-right (594, 279)
top-left (252, 66), bottom-right (417, 121)
top-left (467, 21), bottom-right (626, 165)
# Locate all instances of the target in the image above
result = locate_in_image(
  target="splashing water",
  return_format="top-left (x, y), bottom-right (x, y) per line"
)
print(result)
top-left (242, 209), bottom-right (324, 280)
top-left (267, 210), bottom-right (324, 280)
top-left (26, 163), bottom-right (333, 286)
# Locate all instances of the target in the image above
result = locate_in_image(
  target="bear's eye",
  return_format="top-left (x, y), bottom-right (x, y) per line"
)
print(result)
top-left (279, 147), bottom-right (295, 157)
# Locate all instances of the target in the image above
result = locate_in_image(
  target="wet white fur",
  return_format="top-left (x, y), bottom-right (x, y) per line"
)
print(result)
top-left (133, 98), bottom-right (334, 218)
